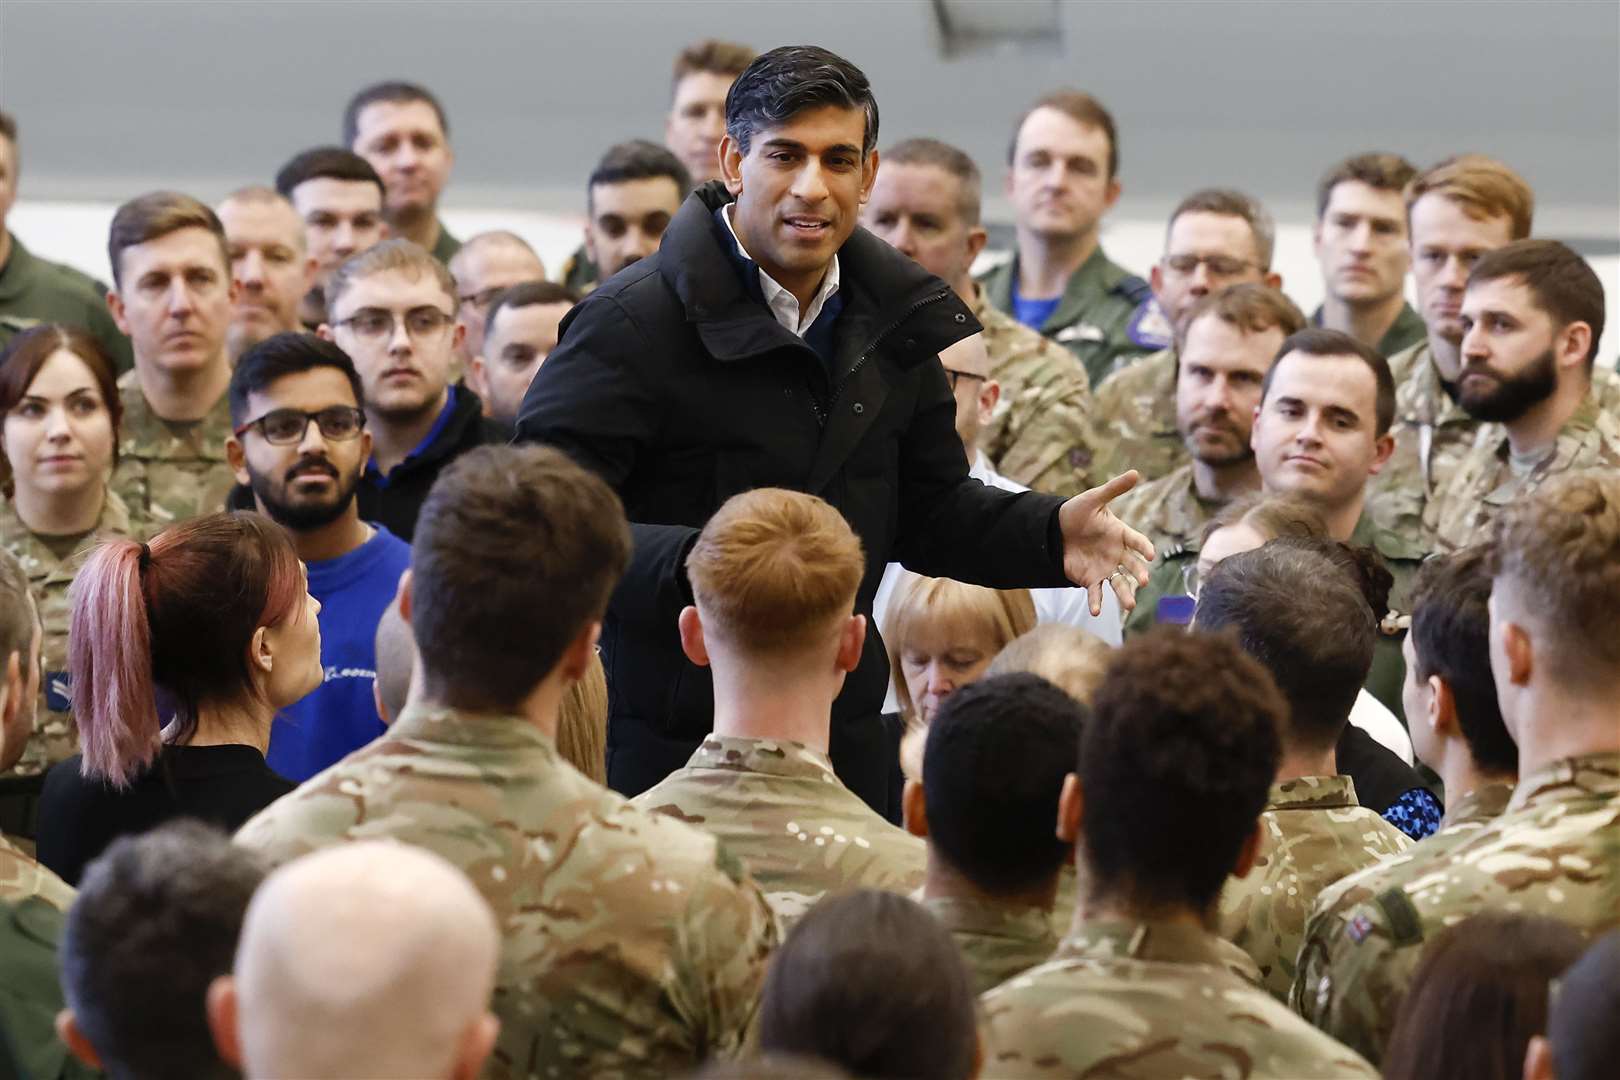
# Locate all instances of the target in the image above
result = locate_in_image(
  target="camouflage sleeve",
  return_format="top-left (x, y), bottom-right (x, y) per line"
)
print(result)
top-left (1290, 896), bottom-right (1413, 1065)
top-left (985, 359), bottom-right (1107, 496)
top-left (232, 789), bottom-right (356, 868)
top-left (670, 844), bottom-right (779, 1062)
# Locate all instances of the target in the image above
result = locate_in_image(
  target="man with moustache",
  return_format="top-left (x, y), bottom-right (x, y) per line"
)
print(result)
top-left (217, 188), bottom-right (315, 364)
top-left (274, 148), bottom-right (389, 330)
top-left (226, 333), bottom-right (410, 780)
top-left (1426, 240), bottom-right (1620, 552)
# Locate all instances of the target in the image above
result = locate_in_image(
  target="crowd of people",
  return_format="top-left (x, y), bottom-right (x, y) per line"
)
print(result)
top-left (0, 35), bottom-right (1616, 1080)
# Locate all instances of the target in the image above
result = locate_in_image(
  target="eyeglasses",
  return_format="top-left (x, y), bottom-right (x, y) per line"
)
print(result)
top-left (234, 406), bottom-right (367, 445)
top-left (458, 285), bottom-right (508, 311)
top-left (1163, 253), bottom-right (1256, 278)
top-left (334, 306), bottom-right (456, 340)
top-left (944, 368), bottom-right (987, 392)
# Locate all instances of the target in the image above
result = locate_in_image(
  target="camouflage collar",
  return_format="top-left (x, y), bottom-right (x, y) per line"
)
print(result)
top-left (921, 893), bottom-right (1056, 946)
top-left (0, 488), bottom-right (133, 584)
top-left (685, 734), bottom-right (838, 783)
top-left (390, 702), bottom-right (560, 754)
top-left (1437, 780), bottom-right (1514, 831)
top-left (117, 375), bottom-right (233, 462)
top-left (1266, 775), bottom-right (1359, 812)
top-left (1396, 341), bottom-right (1471, 430)
top-left (1506, 751), bottom-right (1620, 814)
top-left (1056, 918), bottom-right (1262, 983)
top-left (1347, 506), bottom-right (1425, 564)
top-left (1484, 394), bottom-right (1604, 468)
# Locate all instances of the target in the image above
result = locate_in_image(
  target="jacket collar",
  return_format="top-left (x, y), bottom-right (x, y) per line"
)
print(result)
top-left (1265, 775), bottom-right (1359, 812)
top-left (1055, 918), bottom-right (1263, 984)
top-left (1506, 751), bottom-right (1620, 814)
top-left (1438, 780), bottom-right (1514, 831)
top-left (683, 733), bottom-right (839, 782)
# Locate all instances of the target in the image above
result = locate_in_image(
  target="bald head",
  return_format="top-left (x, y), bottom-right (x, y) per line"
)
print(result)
top-left (216, 842), bottom-right (500, 1080)
top-left (449, 231), bottom-right (546, 363)
top-left (940, 332), bottom-right (998, 455)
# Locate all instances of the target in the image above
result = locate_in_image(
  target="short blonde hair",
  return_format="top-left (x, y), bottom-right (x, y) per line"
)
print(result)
top-left (556, 651), bottom-right (608, 783)
top-left (985, 624), bottom-right (1112, 705)
top-left (1406, 154), bottom-right (1534, 241)
top-left (686, 488), bottom-right (864, 654)
top-left (325, 237), bottom-right (456, 316)
top-left (882, 574), bottom-right (1037, 724)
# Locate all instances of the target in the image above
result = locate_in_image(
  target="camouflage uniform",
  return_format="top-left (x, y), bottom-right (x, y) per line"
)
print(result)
top-left (235, 703), bottom-right (778, 1080)
top-left (978, 248), bottom-right (1159, 388)
top-left (982, 918), bottom-right (1377, 1078)
top-left (0, 833), bottom-right (74, 911)
top-left (1109, 461), bottom-right (1228, 559)
top-left (1292, 753), bottom-right (1620, 1065)
top-left (0, 490), bottom-right (135, 777)
top-left (919, 894), bottom-right (1057, 995)
top-left (110, 372), bottom-right (237, 535)
top-left (634, 734), bottom-right (925, 931)
top-left (970, 284), bottom-right (1107, 495)
top-left (1426, 396), bottom-right (1620, 554)
top-left (1091, 346), bottom-right (1188, 483)
top-left (1310, 301), bottom-right (1428, 360)
top-left (1216, 776), bottom-right (1411, 1001)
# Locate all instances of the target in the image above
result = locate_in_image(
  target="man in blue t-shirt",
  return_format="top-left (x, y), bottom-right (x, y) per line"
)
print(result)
top-left (225, 332), bottom-right (411, 781)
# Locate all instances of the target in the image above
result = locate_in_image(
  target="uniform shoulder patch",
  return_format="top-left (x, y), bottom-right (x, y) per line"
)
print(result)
top-left (1373, 887), bottom-right (1425, 947)
top-left (1125, 296), bottom-right (1173, 350)
top-left (1114, 273), bottom-right (1154, 305)
top-left (1345, 913), bottom-right (1375, 944)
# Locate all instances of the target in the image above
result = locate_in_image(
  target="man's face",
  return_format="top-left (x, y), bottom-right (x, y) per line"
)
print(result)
top-left (452, 241), bottom-right (545, 362)
top-left (1314, 181), bottom-right (1409, 307)
top-left (666, 70), bottom-right (734, 183)
top-left (1409, 193), bottom-right (1515, 345)
top-left (220, 197), bottom-right (313, 357)
top-left (938, 333), bottom-right (997, 454)
top-left (110, 226), bottom-right (235, 374)
top-left (290, 178), bottom-right (387, 286)
top-left (584, 178), bottom-right (682, 281)
top-left (1175, 313), bottom-right (1283, 466)
top-left (1005, 107), bottom-right (1119, 241)
top-left (721, 104), bottom-right (876, 289)
top-left (230, 366), bottom-right (371, 531)
top-left (352, 100), bottom-right (453, 218)
top-left (325, 268), bottom-right (460, 423)
top-left (1150, 211), bottom-right (1268, 327)
top-left (862, 162), bottom-right (981, 289)
top-left (0, 135), bottom-right (16, 235)
top-left (1253, 351), bottom-right (1393, 511)
top-left (1456, 275), bottom-right (1561, 423)
top-left (477, 300), bottom-right (571, 427)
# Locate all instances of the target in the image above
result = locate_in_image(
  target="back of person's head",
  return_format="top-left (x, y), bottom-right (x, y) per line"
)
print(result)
top-left (1409, 546), bottom-right (1517, 775)
top-left (57, 822), bottom-right (266, 1080)
top-left (325, 236), bottom-right (455, 318)
top-left (274, 146), bottom-right (385, 201)
top-left (1468, 239), bottom-right (1606, 369)
top-left (372, 595), bottom-right (413, 725)
top-left (69, 512), bottom-right (305, 787)
top-left (920, 674), bottom-right (1085, 898)
top-left (1080, 630), bottom-right (1284, 915)
top-left (686, 487), bottom-right (864, 657)
top-left (0, 545), bottom-right (38, 772)
top-left (343, 81), bottom-right (449, 149)
top-left (588, 139), bottom-right (692, 202)
top-left (107, 190), bottom-right (228, 290)
top-left (217, 841), bottom-right (499, 1080)
top-left (1405, 153), bottom-right (1534, 240)
top-left (983, 624), bottom-right (1112, 705)
top-left (410, 445), bottom-right (630, 711)
top-left (1534, 931), bottom-right (1620, 1080)
top-left (227, 331), bottom-right (365, 427)
top-left (1382, 911), bottom-right (1585, 1080)
top-left (726, 46), bottom-right (879, 158)
top-left (759, 889), bottom-right (980, 1080)
top-left (1266, 533), bottom-right (1394, 623)
top-left (556, 650), bottom-right (608, 784)
top-left (1195, 541), bottom-right (1375, 755)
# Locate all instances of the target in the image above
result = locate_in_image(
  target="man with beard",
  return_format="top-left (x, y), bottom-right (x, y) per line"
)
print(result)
top-left (217, 188), bottom-right (314, 364)
top-left (1426, 240), bottom-right (1619, 552)
top-left (225, 332), bottom-right (410, 780)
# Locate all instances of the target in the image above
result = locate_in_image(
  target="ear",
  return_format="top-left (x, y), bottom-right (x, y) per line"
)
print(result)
top-left (858, 148), bottom-right (880, 205)
top-left (249, 624), bottom-right (274, 678)
top-left (678, 605), bottom-right (710, 668)
top-left (451, 1012), bottom-right (501, 1080)
top-left (1311, 220), bottom-right (1325, 255)
top-left (450, 320), bottom-right (466, 353)
top-left (902, 777), bottom-right (929, 837)
top-left (965, 225), bottom-right (989, 266)
top-left (1522, 1033), bottom-right (1555, 1080)
top-left (225, 435), bottom-right (251, 487)
top-left (227, 276), bottom-right (242, 306)
top-left (301, 256), bottom-right (319, 294)
top-left (1149, 262), bottom-right (1164, 299)
top-left (56, 1010), bottom-right (104, 1070)
top-left (556, 621), bottom-right (600, 683)
top-left (396, 568), bottom-right (413, 622)
top-left (373, 676), bottom-right (391, 726)
top-left (1101, 176), bottom-right (1122, 213)
top-left (1428, 673), bottom-right (1459, 740)
top-left (1231, 819), bottom-right (1264, 879)
top-left (977, 379), bottom-right (1000, 427)
top-left (1056, 772), bottom-right (1082, 843)
top-left (582, 219), bottom-right (599, 266)
top-left (1263, 270), bottom-right (1283, 291)
top-left (358, 426), bottom-right (373, 464)
top-left (718, 134), bottom-right (745, 198)
top-left (466, 355), bottom-right (490, 400)
top-left (205, 975), bottom-right (244, 1069)
top-left (1557, 320), bottom-right (1593, 370)
top-left (1502, 619), bottom-right (1534, 689)
top-left (316, 323), bottom-right (336, 342)
top-left (835, 613), bottom-right (865, 674)
top-left (106, 288), bottom-right (130, 336)
top-left (1366, 431), bottom-right (1396, 475)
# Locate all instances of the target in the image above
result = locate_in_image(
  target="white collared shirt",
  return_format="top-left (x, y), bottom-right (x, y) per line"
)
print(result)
top-left (722, 204), bottom-right (840, 336)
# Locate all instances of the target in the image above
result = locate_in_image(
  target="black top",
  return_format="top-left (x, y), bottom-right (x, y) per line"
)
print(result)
top-left (35, 744), bottom-right (294, 886)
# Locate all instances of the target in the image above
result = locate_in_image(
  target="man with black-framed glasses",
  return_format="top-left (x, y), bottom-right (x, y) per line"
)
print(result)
top-left (316, 238), bottom-right (498, 539)
top-left (225, 332), bottom-right (411, 780)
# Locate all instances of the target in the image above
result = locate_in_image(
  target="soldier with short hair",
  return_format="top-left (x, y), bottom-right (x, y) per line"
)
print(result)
top-left (236, 445), bottom-right (777, 1078)
top-left (344, 81), bottom-right (459, 264)
top-left (1311, 153), bottom-right (1426, 355)
top-left (665, 39), bottom-right (758, 185)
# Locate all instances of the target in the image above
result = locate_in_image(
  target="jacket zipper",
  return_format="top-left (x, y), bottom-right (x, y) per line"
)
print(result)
top-left (811, 288), bottom-right (951, 427)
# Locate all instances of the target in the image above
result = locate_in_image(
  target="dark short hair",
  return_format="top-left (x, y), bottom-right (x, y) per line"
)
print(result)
top-left (343, 80), bottom-right (449, 149)
top-left (1269, 534), bottom-right (1394, 623)
top-left (923, 673), bottom-right (1085, 895)
top-left (58, 822), bottom-right (267, 1080)
top-left (1168, 188), bottom-right (1276, 270)
top-left (759, 889), bottom-right (977, 1080)
top-left (1409, 547), bottom-right (1517, 775)
top-left (1178, 282), bottom-right (1305, 350)
top-left (411, 446), bottom-right (630, 710)
top-left (228, 332), bottom-right (365, 427)
top-left (1195, 542), bottom-right (1376, 753)
top-left (1080, 629), bottom-right (1283, 914)
top-left (587, 139), bottom-right (692, 208)
top-left (726, 46), bottom-right (879, 158)
top-left (1383, 912), bottom-right (1586, 1080)
top-left (274, 146), bottom-right (385, 201)
top-left (1548, 930), bottom-right (1620, 1080)
top-left (1316, 152), bottom-right (1418, 219)
top-left (1007, 89), bottom-right (1119, 180)
top-left (1263, 327), bottom-right (1397, 436)
top-left (883, 137), bottom-right (982, 226)
top-left (1468, 239), bottom-right (1606, 368)
top-left (107, 190), bottom-right (228, 290)
top-left (484, 281), bottom-right (580, 339)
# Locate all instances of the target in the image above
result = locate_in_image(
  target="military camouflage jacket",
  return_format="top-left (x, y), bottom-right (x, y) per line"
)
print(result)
top-left (1092, 346), bottom-right (1188, 483)
top-left (919, 893), bottom-right (1057, 995)
top-left (236, 704), bottom-right (778, 1080)
top-left (0, 490), bottom-right (135, 776)
top-left (982, 918), bottom-right (1376, 1078)
top-left (635, 734), bottom-right (926, 931)
top-left (971, 285), bottom-right (1105, 495)
top-left (1216, 776), bottom-right (1411, 1001)
top-left (1110, 461), bottom-right (1229, 558)
top-left (1292, 753), bottom-right (1620, 1065)
top-left (978, 246), bottom-right (1158, 388)
top-left (110, 372), bottom-right (237, 535)
top-left (0, 833), bottom-right (75, 911)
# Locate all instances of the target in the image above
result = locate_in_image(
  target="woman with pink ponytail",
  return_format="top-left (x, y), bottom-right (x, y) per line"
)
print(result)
top-left (35, 510), bottom-right (321, 884)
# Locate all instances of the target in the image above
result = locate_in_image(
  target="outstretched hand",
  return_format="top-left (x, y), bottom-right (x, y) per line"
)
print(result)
top-left (1057, 470), bottom-right (1156, 615)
